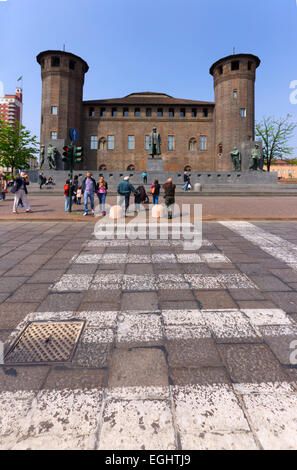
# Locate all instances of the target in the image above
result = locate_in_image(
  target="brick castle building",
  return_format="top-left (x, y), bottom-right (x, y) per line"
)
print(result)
top-left (0, 87), bottom-right (23, 126)
top-left (36, 50), bottom-right (260, 172)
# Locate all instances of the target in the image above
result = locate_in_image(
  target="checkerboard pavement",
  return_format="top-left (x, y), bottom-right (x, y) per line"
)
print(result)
top-left (0, 221), bottom-right (297, 450)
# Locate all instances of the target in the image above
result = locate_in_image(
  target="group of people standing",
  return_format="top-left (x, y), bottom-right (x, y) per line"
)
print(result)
top-left (64, 172), bottom-right (108, 215)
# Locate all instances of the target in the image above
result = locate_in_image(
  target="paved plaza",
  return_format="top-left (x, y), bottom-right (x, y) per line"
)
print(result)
top-left (0, 219), bottom-right (297, 450)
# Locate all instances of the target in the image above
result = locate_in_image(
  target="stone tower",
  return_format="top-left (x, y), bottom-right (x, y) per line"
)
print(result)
top-left (210, 53), bottom-right (260, 171)
top-left (36, 50), bottom-right (89, 167)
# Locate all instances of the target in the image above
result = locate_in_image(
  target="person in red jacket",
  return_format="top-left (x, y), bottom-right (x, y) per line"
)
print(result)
top-left (64, 179), bottom-right (70, 212)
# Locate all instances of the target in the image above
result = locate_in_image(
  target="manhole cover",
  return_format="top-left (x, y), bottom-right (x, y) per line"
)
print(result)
top-left (5, 321), bottom-right (85, 365)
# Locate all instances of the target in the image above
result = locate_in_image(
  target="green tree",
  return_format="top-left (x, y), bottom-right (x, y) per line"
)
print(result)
top-left (0, 119), bottom-right (39, 174)
top-left (255, 114), bottom-right (297, 171)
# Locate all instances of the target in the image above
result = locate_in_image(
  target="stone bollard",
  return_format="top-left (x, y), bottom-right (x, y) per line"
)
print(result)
top-left (109, 205), bottom-right (124, 219)
top-left (151, 204), bottom-right (165, 218)
top-left (194, 183), bottom-right (201, 192)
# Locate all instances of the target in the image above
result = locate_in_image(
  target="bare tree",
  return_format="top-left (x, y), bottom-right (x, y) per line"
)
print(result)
top-left (256, 114), bottom-right (297, 171)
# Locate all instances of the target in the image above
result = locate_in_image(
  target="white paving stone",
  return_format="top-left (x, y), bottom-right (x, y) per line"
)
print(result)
top-left (217, 273), bottom-right (257, 289)
top-left (11, 389), bottom-right (104, 450)
top-left (165, 325), bottom-right (211, 340)
top-left (100, 254), bottom-right (127, 264)
top-left (180, 431), bottom-right (258, 450)
top-left (202, 310), bottom-right (260, 341)
top-left (91, 274), bottom-right (122, 290)
top-left (122, 275), bottom-right (156, 291)
top-left (162, 310), bottom-right (206, 326)
top-left (157, 274), bottom-right (190, 290)
top-left (76, 311), bottom-right (118, 328)
top-left (98, 398), bottom-right (175, 450)
top-left (200, 253), bottom-right (231, 264)
top-left (152, 253), bottom-right (177, 263)
top-left (117, 314), bottom-right (163, 345)
top-left (126, 255), bottom-right (151, 264)
top-left (241, 309), bottom-right (292, 326)
top-left (176, 254), bottom-right (202, 263)
top-left (52, 274), bottom-right (92, 291)
top-left (74, 254), bottom-right (102, 264)
top-left (184, 274), bottom-right (222, 289)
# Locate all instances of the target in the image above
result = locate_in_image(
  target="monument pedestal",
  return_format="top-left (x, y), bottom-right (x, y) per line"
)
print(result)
top-left (147, 158), bottom-right (164, 173)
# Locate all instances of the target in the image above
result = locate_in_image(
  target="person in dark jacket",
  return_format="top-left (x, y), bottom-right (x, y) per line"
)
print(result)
top-left (183, 172), bottom-right (190, 191)
top-left (82, 172), bottom-right (97, 216)
top-left (150, 179), bottom-right (161, 205)
top-left (163, 178), bottom-right (176, 219)
top-left (117, 176), bottom-right (137, 213)
top-left (12, 172), bottom-right (32, 214)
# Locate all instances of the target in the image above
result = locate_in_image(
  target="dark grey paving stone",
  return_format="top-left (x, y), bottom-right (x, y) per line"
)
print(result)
top-left (265, 292), bottom-right (297, 314)
top-left (236, 263), bottom-right (268, 275)
top-left (121, 292), bottom-right (159, 312)
top-left (0, 366), bottom-right (50, 392)
top-left (181, 264), bottom-right (213, 275)
top-left (82, 289), bottom-right (121, 303)
top-left (125, 264), bottom-right (154, 275)
top-left (78, 302), bottom-right (120, 312)
top-left (27, 270), bottom-right (66, 284)
top-left (43, 367), bottom-right (107, 390)
top-left (158, 290), bottom-right (196, 302)
top-left (259, 325), bottom-right (297, 365)
top-left (38, 293), bottom-right (84, 312)
top-left (0, 302), bottom-right (39, 329)
top-left (194, 290), bottom-right (238, 310)
top-left (169, 367), bottom-right (231, 386)
top-left (6, 284), bottom-right (52, 303)
top-left (249, 275), bottom-right (291, 292)
top-left (228, 288), bottom-right (267, 301)
top-left (218, 344), bottom-right (288, 383)
top-left (236, 300), bottom-right (278, 310)
top-left (166, 338), bottom-right (222, 368)
top-left (160, 300), bottom-right (199, 310)
top-left (0, 277), bottom-right (28, 293)
top-left (66, 264), bottom-right (98, 275)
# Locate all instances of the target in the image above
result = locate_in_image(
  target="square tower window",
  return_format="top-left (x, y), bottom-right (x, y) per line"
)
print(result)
top-left (100, 108), bottom-right (106, 117)
top-left (231, 61), bottom-right (240, 71)
top-left (180, 108), bottom-right (186, 117)
top-left (169, 108), bottom-right (174, 117)
top-left (192, 108), bottom-right (197, 117)
top-left (128, 135), bottom-right (135, 150)
top-left (51, 106), bottom-right (58, 115)
top-left (146, 108), bottom-right (152, 117)
top-left (134, 108), bottom-right (140, 117)
top-left (240, 108), bottom-right (247, 118)
top-left (89, 107), bottom-right (95, 118)
top-left (157, 108), bottom-right (163, 117)
top-left (123, 108), bottom-right (129, 117)
top-left (107, 135), bottom-right (115, 150)
top-left (112, 108), bottom-right (118, 117)
top-left (69, 60), bottom-right (76, 70)
top-left (51, 57), bottom-right (60, 67)
top-left (248, 61), bottom-right (252, 70)
top-left (202, 108), bottom-right (208, 118)
top-left (90, 136), bottom-right (98, 150)
top-left (51, 131), bottom-right (57, 140)
top-left (233, 90), bottom-right (238, 100)
top-left (218, 65), bottom-right (223, 75)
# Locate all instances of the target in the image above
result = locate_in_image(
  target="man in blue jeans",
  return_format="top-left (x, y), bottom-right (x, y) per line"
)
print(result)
top-left (82, 172), bottom-right (97, 216)
top-left (117, 176), bottom-right (137, 214)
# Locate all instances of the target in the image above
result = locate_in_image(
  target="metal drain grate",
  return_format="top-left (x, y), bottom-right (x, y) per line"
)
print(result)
top-left (5, 321), bottom-right (85, 365)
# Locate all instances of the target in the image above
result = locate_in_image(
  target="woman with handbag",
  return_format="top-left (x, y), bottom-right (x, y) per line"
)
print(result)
top-left (150, 179), bottom-right (160, 205)
top-left (97, 176), bottom-right (108, 215)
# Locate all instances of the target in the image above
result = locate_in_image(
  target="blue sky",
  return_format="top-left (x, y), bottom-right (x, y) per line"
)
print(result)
top-left (1, 0), bottom-right (297, 152)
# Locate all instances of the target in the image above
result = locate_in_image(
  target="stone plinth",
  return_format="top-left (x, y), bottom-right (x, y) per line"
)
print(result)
top-left (147, 158), bottom-right (164, 173)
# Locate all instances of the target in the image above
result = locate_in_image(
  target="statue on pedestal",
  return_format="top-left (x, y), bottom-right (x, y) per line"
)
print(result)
top-left (47, 144), bottom-right (58, 170)
top-left (249, 143), bottom-right (263, 171)
top-left (230, 147), bottom-right (241, 171)
top-left (148, 127), bottom-right (162, 159)
top-left (40, 145), bottom-right (45, 169)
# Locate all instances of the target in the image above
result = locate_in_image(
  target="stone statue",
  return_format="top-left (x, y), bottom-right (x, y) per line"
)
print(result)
top-left (148, 127), bottom-right (162, 159)
top-left (47, 144), bottom-right (57, 170)
top-left (230, 147), bottom-right (241, 171)
top-left (249, 143), bottom-right (262, 171)
top-left (40, 145), bottom-right (45, 169)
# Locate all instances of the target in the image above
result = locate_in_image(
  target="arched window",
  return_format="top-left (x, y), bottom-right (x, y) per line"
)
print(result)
top-left (127, 164), bottom-right (135, 171)
top-left (217, 143), bottom-right (223, 156)
top-left (189, 138), bottom-right (197, 152)
top-left (99, 137), bottom-right (106, 151)
top-left (184, 165), bottom-right (192, 172)
top-left (99, 164), bottom-right (107, 171)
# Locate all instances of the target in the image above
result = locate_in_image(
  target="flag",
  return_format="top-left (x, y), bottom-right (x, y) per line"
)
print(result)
top-left (17, 76), bottom-right (23, 82)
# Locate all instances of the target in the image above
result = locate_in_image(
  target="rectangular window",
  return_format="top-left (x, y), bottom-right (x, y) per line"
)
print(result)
top-left (51, 57), bottom-right (60, 67)
top-left (123, 107), bottom-right (129, 117)
top-left (100, 108), bottom-right (106, 117)
top-left (112, 108), bottom-right (117, 117)
top-left (200, 135), bottom-right (207, 151)
top-left (51, 131), bottom-right (57, 140)
top-left (202, 108), bottom-right (208, 118)
top-left (69, 60), bottom-right (76, 70)
top-left (146, 108), bottom-right (152, 117)
top-left (240, 108), bottom-right (247, 118)
top-left (145, 135), bottom-right (150, 150)
top-left (134, 108), bottom-right (140, 117)
top-left (107, 135), bottom-right (115, 150)
top-left (231, 60), bottom-right (240, 71)
top-left (128, 135), bottom-right (135, 150)
top-left (180, 108), bottom-right (186, 117)
top-left (51, 106), bottom-right (58, 115)
top-left (248, 61), bottom-right (252, 71)
top-left (168, 135), bottom-right (175, 151)
top-left (233, 90), bottom-right (237, 100)
top-left (90, 136), bottom-right (98, 150)
top-left (169, 108), bottom-right (174, 117)
top-left (157, 108), bottom-right (163, 117)
top-left (89, 107), bottom-right (95, 118)
top-left (191, 108), bottom-right (197, 118)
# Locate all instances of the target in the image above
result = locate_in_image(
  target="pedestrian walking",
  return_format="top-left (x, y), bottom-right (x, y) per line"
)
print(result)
top-left (183, 172), bottom-right (190, 191)
top-left (72, 175), bottom-right (79, 204)
top-left (39, 173), bottom-right (45, 190)
top-left (150, 179), bottom-right (161, 205)
top-left (97, 176), bottom-right (108, 215)
top-left (163, 178), bottom-right (176, 219)
top-left (11, 172), bottom-right (32, 214)
top-left (117, 176), bottom-right (137, 214)
top-left (142, 171), bottom-right (148, 184)
top-left (64, 179), bottom-right (70, 212)
top-left (82, 172), bottom-right (97, 216)
top-left (0, 175), bottom-right (7, 200)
